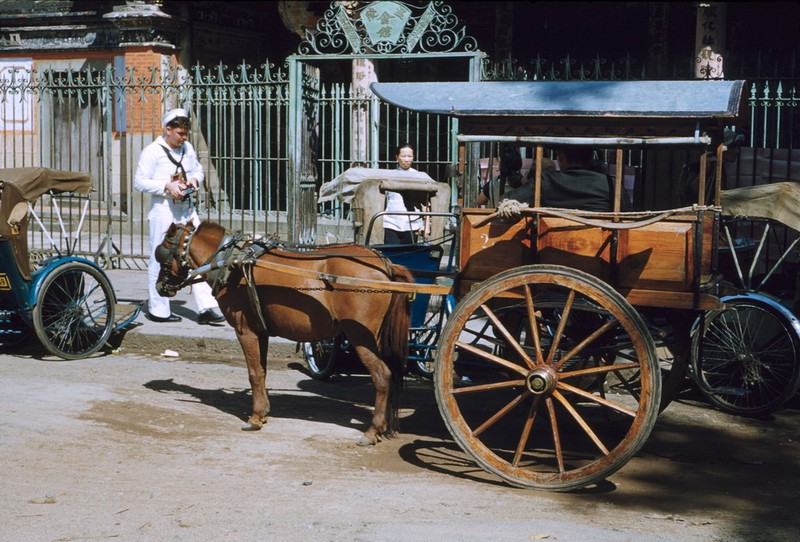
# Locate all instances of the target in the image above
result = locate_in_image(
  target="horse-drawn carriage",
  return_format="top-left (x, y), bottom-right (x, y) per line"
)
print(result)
top-left (0, 168), bottom-right (141, 359)
top-left (154, 79), bottom-right (800, 491)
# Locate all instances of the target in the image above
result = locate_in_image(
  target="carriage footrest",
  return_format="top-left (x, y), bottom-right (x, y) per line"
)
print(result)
top-left (113, 302), bottom-right (143, 331)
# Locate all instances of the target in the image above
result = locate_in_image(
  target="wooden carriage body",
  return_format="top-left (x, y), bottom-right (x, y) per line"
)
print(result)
top-left (371, 80), bottom-right (748, 311)
top-left (459, 208), bottom-right (718, 310)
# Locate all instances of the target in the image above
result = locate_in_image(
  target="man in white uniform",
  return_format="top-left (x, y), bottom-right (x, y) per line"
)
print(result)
top-left (134, 108), bottom-right (224, 325)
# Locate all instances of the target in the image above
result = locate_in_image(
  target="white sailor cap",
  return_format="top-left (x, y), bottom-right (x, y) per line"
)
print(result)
top-left (162, 108), bottom-right (189, 127)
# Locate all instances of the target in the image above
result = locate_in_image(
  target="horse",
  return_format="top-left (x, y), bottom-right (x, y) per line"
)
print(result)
top-left (154, 220), bottom-right (414, 446)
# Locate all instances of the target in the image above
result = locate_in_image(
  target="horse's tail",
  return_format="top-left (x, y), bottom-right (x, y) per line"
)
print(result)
top-left (380, 263), bottom-right (414, 433)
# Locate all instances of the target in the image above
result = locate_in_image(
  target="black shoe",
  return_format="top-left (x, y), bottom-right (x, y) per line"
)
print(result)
top-left (146, 312), bottom-right (182, 323)
top-left (198, 308), bottom-right (225, 325)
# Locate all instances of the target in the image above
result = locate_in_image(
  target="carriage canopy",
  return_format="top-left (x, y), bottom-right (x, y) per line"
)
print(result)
top-left (370, 80), bottom-right (748, 139)
top-left (369, 80), bottom-right (746, 122)
top-left (0, 167), bottom-right (93, 279)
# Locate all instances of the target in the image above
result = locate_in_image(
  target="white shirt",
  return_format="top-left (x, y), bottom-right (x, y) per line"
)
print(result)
top-left (383, 167), bottom-right (423, 232)
top-left (134, 136), bottom-right (204, 223)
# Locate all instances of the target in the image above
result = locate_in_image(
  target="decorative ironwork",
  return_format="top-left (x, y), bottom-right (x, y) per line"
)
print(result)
top-left (481, 53), bottom-right (651, 82)
top-left (298, 1), bottom-right (477, 55)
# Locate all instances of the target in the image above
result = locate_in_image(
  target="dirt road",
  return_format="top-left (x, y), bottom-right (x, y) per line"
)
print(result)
top-left (1, 350), bottom-right (798, 541)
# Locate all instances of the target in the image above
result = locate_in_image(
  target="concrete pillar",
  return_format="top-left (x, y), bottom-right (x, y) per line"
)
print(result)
top-left (351, 58), bottom-right (377, 167)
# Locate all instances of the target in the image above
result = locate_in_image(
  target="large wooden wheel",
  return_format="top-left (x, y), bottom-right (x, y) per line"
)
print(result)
top-left (434, 265), bottom-right (660, 491)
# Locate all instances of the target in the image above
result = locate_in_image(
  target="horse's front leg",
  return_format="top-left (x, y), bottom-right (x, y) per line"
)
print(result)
top-left (237, 330), bottom-right (270, 431)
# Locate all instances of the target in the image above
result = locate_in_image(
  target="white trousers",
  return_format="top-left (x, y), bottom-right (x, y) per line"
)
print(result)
top-left (147, 205), bottom-right (218, 318)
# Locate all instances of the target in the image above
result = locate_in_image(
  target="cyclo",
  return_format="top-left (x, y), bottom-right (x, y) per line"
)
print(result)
top-left (368, 79), bottom-right (749, 491)
top-left (0, 167), bottom-right (140, 359)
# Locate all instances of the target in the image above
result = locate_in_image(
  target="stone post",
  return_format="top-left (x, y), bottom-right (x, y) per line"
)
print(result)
top-left (694, 2), bottom-right (726, 79)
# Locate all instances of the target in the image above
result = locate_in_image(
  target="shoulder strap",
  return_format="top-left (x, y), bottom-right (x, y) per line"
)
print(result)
top-left (160, 144), bottom-right (187, 179)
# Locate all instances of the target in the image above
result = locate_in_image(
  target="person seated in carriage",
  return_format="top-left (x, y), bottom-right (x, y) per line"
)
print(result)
top-left (476, 143), bottom-right (526, 208)
top-left (495, 146), bottom-right (613, 219)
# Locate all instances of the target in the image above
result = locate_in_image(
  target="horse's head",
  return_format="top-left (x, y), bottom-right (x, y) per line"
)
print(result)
top-left (155, 222), bottom-right (194, 297)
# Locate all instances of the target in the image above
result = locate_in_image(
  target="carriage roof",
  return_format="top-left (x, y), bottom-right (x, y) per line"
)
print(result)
top-left (0, 168), bottom-right (92, 280)
top-left (0, 167), bottom-right (92, 204)
top-left (370, 80), bottom-right (747, 139)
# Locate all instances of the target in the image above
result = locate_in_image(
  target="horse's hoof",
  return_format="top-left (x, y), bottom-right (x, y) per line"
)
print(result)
top-left (241, 422), bottom-right (263, 431)
top-left (357, 435), bottom-right (377, 447)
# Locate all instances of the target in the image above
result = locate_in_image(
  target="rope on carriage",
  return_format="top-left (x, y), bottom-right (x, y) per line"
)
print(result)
top-left (475, 205), bottom-right (716, 229)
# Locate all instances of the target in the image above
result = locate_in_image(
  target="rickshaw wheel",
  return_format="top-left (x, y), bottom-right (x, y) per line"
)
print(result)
top-left (691, 294), bottom-right (800, 416)
top-left (33, 260), bottom-right (115, 360)
top-left (409, 293), bottom-right (450, 378)
top-left (434, 264), bottom-right (660, 492)
top-left (302, 334), bottom-right (350, 380)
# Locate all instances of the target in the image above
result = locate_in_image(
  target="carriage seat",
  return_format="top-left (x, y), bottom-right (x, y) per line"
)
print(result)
top-left (0, 188), bottom-right (32, 280)
top-left (352, 177), bottom-right (451, 245)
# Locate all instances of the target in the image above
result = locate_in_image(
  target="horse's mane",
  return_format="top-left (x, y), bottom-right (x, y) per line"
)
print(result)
top-left (197, 220), bottom-right (226, 237)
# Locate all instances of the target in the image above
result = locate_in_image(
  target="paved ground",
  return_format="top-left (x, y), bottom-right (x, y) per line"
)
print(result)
top-left (1, 349), bottom-right (798, 542)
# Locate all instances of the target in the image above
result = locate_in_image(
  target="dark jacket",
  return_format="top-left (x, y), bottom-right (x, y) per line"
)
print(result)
top-left (501, 167), bottom-right (612, 212)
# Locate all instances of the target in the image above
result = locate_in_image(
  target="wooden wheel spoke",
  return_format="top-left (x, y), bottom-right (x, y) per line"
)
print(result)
top-left (559, 361), bottom-right (640, 379)
top-left (545, 397), bottom-right (565, 473)
top-left (481, 303), bottom-right (535, 370)
top-left (452, 379), bottom-right (527, 395)
top-left (472, 391), bottom-right (529, 438)
top-left (524, 286), bottom-right (545, 366)
top-left (545, 290), bottom-right (575, 365)
top-left (552, 390), bottom-right (611, 455)
top-left (553, 318), bottom-right (618, 371)
top-left (513, 395), bottom-right (541, 466)
top-left (557, 381), bottom-right (637, 417)
top-left (455, 340), bottom-right (529, 377)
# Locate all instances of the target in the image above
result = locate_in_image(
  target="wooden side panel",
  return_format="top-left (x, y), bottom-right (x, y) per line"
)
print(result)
top-left (618, 222), bottom-right (693, 290)
top-left (459, 209), bottom-right (717, 307)
top-left (460, 209), bottom-right (534, 284)
top-left (536, 219), bottom-right (613, 281)
top-left (536, 212), bottom-right (715, 293)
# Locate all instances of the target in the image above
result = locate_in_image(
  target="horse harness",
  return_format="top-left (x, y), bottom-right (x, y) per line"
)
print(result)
top-left (156, 223), bottom-right (403, 335)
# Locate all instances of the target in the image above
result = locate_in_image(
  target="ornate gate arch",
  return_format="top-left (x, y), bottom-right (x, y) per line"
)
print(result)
top-left (286, 0), bottom-right (483, 243)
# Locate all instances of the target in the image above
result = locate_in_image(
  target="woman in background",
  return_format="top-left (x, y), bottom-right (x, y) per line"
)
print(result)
top-left (383, 143), bottom-right (426, 244)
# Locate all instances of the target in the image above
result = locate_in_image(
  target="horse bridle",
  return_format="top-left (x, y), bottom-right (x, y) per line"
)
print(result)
top-left (154, 223), bottom-right (198, 297)
top-left (155, 222), bottom-right (250, 297)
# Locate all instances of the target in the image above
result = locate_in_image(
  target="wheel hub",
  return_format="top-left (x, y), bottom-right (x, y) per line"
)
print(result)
top-left (526, 366), bottom-right (557, 396)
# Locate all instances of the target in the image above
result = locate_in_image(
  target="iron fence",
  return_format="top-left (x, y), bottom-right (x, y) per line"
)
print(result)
top-left (1, 59), bottom-right (798, 268)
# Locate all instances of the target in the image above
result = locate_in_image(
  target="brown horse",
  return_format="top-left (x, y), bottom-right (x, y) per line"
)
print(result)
top-left (154, 220), bottom-right (413, 445)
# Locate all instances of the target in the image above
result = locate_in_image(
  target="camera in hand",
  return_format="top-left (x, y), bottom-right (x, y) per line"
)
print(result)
top-left (181, 187), bottom-right (196, 201)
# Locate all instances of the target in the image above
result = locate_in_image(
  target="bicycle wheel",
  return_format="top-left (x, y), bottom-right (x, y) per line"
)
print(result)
top-left (409, 294), bottom-right (452, 378)
top-left (33, 260), bottom-right (115, 360)
top-left (435, 264), bottom-right (660, 491)
top-left (691, 294), bottom-right (800, 416)
top-left (302, 333), bottom-right (350, 380)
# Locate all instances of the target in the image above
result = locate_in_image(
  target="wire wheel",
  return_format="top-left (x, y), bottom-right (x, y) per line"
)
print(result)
top-left (434, 265), bottom-right (660, 491)
top-left (691, 294), bottom-right (800, 416)
top-left (302, 334), bottom-right (352, 381)
top-left (33, 260), bottom-right (115, 360)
